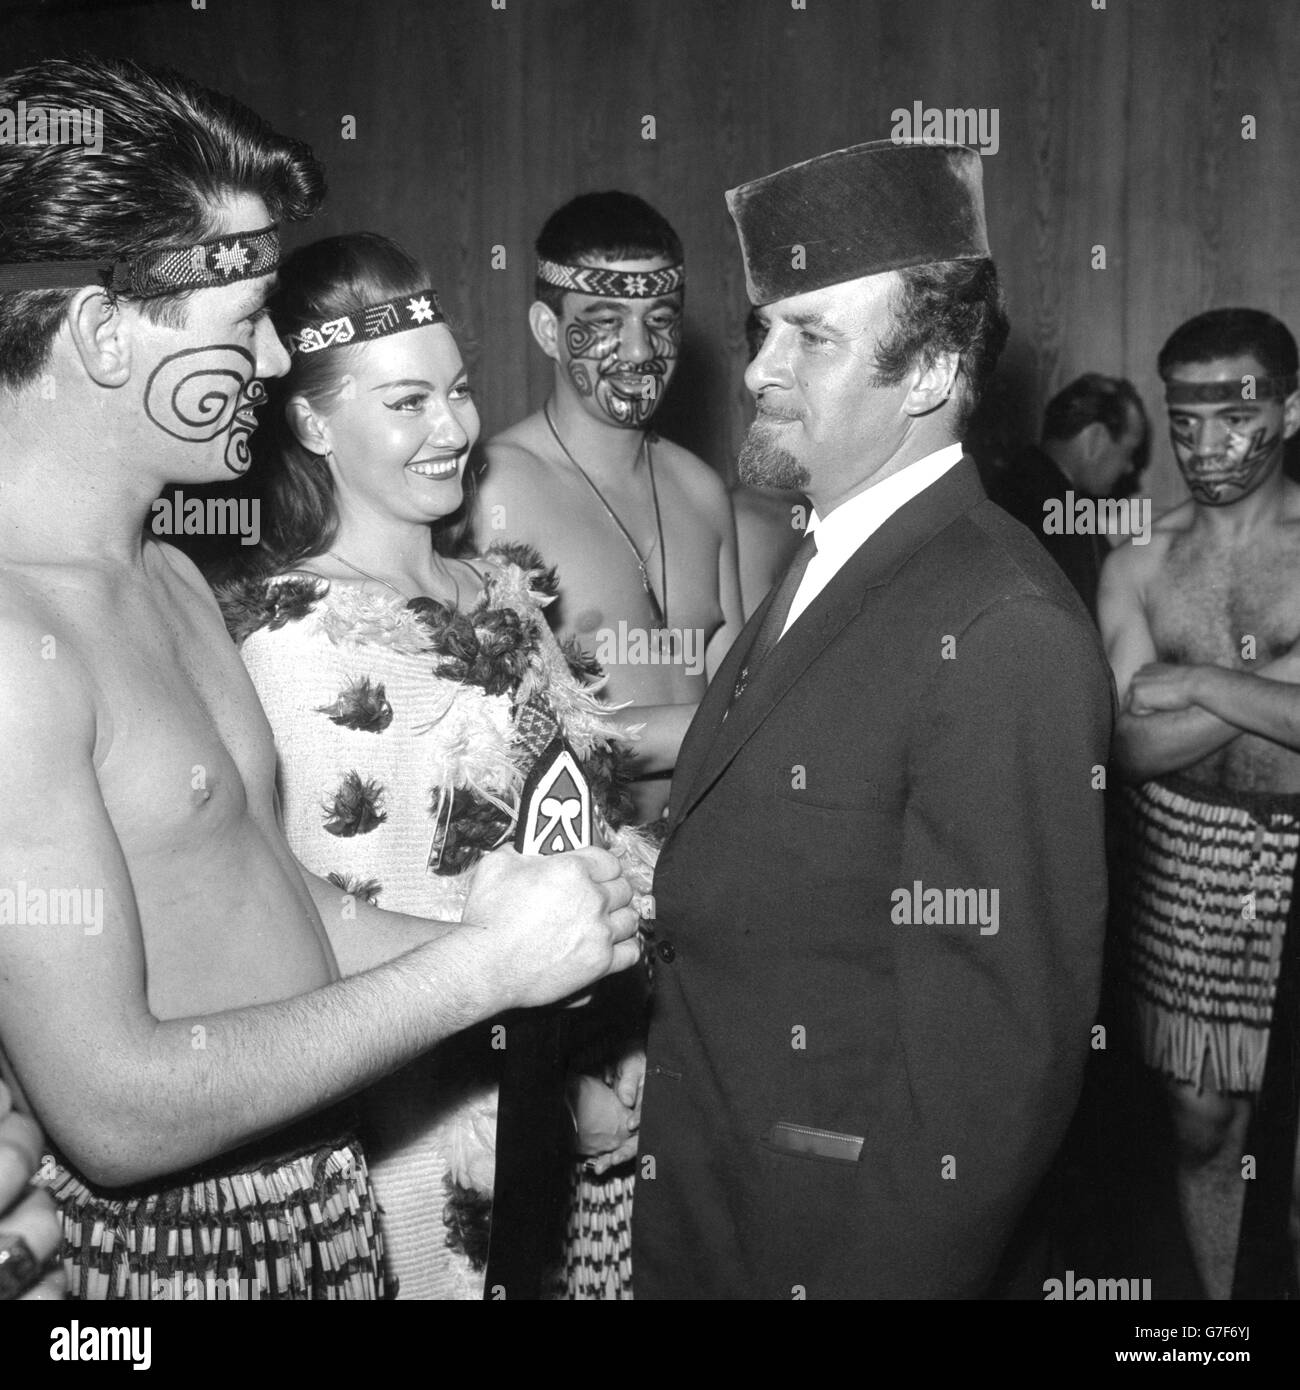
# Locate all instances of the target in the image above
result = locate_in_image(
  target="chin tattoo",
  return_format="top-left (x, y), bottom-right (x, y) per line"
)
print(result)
top-left (563, 315), bottom-right (680, 429)
top-left (144, 344), bottom-right (266, 475)
top-left (1170, 418), bottom-right (1281, 505)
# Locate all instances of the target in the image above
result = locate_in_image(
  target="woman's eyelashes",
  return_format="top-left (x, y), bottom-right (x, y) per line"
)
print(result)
top-left (385, 381), bottom-right (473, 413)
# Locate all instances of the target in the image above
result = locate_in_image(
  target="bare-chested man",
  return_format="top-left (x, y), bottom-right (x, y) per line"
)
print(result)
top-left (0, 56), bottom-right (638, 1301)
top-left (474, 192), bottom-right (744, 823)
top-left (1099, 307), bottom-right (1300, 1299)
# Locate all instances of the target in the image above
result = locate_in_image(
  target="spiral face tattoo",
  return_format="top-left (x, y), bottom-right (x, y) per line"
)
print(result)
top-left (562, 304), bottom-right (682, 428)
top-left (143, 345), bottom-right (267, 475)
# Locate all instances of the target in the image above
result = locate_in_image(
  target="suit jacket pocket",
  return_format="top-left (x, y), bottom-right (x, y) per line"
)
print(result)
top-left (761, 1120), bottom-right (864, 1164)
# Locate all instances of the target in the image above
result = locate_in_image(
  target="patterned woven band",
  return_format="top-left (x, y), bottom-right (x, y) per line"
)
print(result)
top-left (285, 288), bottom-right (445, 355)
top-left (0, 224), bottom-right (281, 298)
top-left (1165, 374), bottom-right (1299, 405)
top-left (536, 258), bottom-right (685, 299)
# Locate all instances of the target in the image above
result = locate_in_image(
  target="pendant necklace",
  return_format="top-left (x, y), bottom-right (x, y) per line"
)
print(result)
top-left (543, 400), bottom-right (667, 627)
top-left (327, 550), bottom-right (460, 610)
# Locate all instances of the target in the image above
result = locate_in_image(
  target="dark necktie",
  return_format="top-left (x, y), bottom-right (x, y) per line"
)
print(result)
top-left (732, 530), bottom-right (818, 701)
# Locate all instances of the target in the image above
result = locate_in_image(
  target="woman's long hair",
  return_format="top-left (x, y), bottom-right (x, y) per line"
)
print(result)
top-left (251, 231), bottom-right (478, 575)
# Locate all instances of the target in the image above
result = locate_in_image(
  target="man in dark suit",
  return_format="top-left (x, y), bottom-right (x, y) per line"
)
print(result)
top-left (630, 140), bottom-right (1114, 1299)
top-left (987, 373), bottom-right (1149, 617)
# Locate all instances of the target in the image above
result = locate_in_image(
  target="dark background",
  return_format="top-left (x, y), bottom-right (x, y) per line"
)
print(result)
top-left (7, 0), bottom-right (1298, 510)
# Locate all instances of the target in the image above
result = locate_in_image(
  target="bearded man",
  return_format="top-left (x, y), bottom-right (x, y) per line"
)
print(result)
top-left (630, 140), bottom-right (1114, 1299)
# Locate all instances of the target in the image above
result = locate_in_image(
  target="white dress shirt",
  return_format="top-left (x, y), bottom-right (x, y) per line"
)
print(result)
top-left (780, 442), bottom-right (965, 638)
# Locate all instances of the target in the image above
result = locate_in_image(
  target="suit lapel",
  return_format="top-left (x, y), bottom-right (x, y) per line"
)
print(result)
top-left (669, 459), bottom-right (987, 832)
top-left (666, 593), bottom-right (769, 831)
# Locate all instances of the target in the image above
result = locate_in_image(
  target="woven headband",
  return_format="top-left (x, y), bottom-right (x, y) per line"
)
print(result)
top-left (536, 258), bottom-right (685, 299)
top-left (1165, 374), bottom-right (1299, 405)
top-left (284, 289), bottom-right (445, 355)
top-left (0, 224), bottom-right (280, 298)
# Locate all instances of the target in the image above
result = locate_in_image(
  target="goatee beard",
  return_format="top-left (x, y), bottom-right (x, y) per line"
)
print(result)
top-left (738, 419), bottom-right (811, 491)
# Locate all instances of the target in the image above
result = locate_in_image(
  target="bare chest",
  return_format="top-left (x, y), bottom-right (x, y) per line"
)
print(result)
top-left (1148, 532), bottom-right (1300, 668)
top-left (69, 589), bottom-right (277, 852)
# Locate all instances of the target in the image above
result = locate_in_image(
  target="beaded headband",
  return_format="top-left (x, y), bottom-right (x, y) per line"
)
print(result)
top-left (535, 258), bottom-right (685, 299)
top-left (284, 289), bottom-right (445, 355)
top-left (0, 224), bottom-right (281, 298)
top-left (1164, 374), bottom-right (1299, 405)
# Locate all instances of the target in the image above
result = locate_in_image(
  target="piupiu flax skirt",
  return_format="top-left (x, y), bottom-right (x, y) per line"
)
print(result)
top-left (39, 1134), bottom-right (385, 1300)
top-left (1116, 775), bottom-right (1299, 1095)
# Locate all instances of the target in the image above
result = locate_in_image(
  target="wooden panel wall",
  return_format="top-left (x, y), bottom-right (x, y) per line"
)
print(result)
top-left (8, 0), bottom-right (1299, 511)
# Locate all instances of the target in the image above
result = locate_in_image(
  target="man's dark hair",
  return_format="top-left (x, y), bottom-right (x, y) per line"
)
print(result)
top-left (1043, 371), bottom-right (1147, 446)
top-left (870, 259), bottom-right (1010, 435)
top-left (0, 55), bottom-right (325, 390)
top-left (1157, 307), bottom-right (1299, 385)
top-left (533, 190), bottom-right (683, 314)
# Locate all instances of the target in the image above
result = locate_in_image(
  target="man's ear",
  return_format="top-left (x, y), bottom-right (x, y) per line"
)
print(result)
top-left (528, 300), bottom-right (561, 362)
top-left (286, 393), bottom-right (331, 455)
top-left (903, 349), bottom-right (960, 416)
top-left (1282, 386), bottom-right (1300, 442)
top-left (66, 287), bottom-right (131, 387)
top-left (1078, 420), bottom-right (1109, 461)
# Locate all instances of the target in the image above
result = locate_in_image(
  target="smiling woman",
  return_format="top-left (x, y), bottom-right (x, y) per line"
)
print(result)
top-left (219, 231), bottom-right (656, 1300)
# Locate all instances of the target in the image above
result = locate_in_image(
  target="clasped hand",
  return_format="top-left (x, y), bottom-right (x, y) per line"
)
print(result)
top-left (568, 1048), bottom-right (645, 1175)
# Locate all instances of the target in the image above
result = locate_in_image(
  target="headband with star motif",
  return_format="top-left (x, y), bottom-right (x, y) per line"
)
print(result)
top-left (1164, 373), bottom-right (1299, 405)
top-left (0, 224), bottom-right (281, 298)
top-left (284, 288), bottom-right (445, 355)
top-left (535, 258), bottom-right (685, 299)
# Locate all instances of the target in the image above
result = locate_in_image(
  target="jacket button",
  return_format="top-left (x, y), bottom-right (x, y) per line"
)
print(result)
top-left (656, 939), bottom-right (676, 963)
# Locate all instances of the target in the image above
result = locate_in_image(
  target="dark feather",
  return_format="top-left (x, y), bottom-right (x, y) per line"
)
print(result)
top-left (442, 1177), bottom-right (492, 1272)
top-left (213, 572), bottom-right (325, 646)
top-left (408, 601), bottom-right (536, 697)
top-left (316, 676), bottom-right (394, 733)
top-left (483, 541), bottom-right (560, 599)
top-left (322, 771), bottom-right (387, 838)
top-left (429, 785), bottom-right (511, 875)
top-left (560, 635), bottom-right (605, 684)
top-left (325, 871), bottom-right (383, 905)
top-left (582, 740), bottom-right (638, 829)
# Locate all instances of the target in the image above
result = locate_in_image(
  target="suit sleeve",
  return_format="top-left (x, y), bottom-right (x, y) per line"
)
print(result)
top-left (883, 595), bottom-right (1112, 1295)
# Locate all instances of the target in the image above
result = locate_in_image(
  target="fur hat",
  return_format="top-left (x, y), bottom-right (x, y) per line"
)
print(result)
top-left (726, 139), bottom-right (990, 305)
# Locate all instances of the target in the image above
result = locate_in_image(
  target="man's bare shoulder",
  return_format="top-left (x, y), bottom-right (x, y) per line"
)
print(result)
top-left (1151, 496), bottom-right (1195, 536)
top-left (0, 563), bottom-right (73, 640)
top-left (1109, 499), bottom-right (1190, 571)
top-left (479, 418), bottom-right (559, 507)
top-left (0, 570), bottom-right (96, 742)
top-left (652, 436), bottom-right (730, 517)
top-left (484, 413), bottom-right (550, 470)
